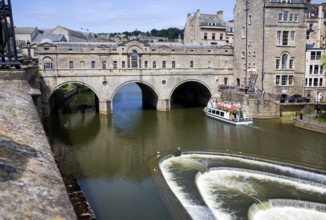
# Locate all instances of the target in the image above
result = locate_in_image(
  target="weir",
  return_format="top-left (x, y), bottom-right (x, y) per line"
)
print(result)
top-left (159, 152), bottom-right (326, 220)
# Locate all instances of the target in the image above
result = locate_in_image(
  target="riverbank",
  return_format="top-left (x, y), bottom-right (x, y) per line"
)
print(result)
top-left (294, 114), bottom-right (326, 134)
top-left (0, 70), bottom-right (76, 219)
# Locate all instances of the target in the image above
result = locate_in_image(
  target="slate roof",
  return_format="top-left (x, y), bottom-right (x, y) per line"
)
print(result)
top-left (14, 27), bottom-right (38, 34)
top-left (33, 34), bottom-right (67, 43)
top-left (200, 14), bottom-right (225, 27)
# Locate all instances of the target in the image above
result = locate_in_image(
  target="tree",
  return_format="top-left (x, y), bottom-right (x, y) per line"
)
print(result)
top-left (321, 51), bottom-right (326, 76)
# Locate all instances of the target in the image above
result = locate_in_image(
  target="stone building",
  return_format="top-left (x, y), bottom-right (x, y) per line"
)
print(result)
top-left (37, 40), bottom-right (233, 81)
top-left (51, 26), bottom-right (89, 42)
top-left (305, 3), bottom-right (326, 101)
top-left (234, 0), bottom-right (307, 97)
top-left (184, 10), bottom-right (234, 46)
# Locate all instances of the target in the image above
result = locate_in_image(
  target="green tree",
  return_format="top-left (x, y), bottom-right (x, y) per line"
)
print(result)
top-left (321, 51), bottom-right (326, 76)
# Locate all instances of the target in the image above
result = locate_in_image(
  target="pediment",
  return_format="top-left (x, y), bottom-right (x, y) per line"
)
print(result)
top-left (37, 42), bottom-right (56, 48)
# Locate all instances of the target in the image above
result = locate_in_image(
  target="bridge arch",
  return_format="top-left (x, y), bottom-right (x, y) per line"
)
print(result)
top-left (169, 79), bottom-right (212, 107)
top-left (111, 80), bottom-right (159, 111)
top-left (46, 80), bottom-right (100, 116)
top-left (50, 81), bottom-right (100, 99)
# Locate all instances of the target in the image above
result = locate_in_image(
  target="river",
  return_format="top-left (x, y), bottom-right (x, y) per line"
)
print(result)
top-left (45, 83), bottom-right (326, 220)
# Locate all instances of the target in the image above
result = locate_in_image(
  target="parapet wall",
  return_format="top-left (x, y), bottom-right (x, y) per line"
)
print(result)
top-left (0, 69), bottom-right (76, 219)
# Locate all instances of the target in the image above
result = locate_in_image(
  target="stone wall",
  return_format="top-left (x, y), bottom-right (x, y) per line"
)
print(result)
top-left (0, 69), bottom-right (76, 219)
top-left (294, 118), bottom-right (326, 134)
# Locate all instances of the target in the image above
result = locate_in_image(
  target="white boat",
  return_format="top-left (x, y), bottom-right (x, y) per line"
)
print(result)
top-left (203, 100), bottom-right (253, 125)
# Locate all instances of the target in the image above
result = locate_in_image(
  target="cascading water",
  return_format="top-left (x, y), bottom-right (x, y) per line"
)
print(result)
top-left (159, 152), bottom-right (326, 220)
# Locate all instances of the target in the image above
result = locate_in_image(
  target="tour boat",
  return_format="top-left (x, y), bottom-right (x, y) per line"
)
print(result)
top-left (203, 100), bottom-right (253, 125)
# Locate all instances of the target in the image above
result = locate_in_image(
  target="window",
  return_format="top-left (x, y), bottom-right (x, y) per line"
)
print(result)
top-left (212, 33), bottom-right (216, 40)
top-left (277, 30), bottom-right (295, 46)
top-left (91, 61), bottom-right (96, 69)
top-left (144, 61), bottom-right (148, 68)
top-left (208, 61), bottom-right (211, 68)
top-left (276, 75), bottom-right (280, 85)
top-left (289, 59), bottom-right (294, 69)
top-left (172, 61), bottom-right (175, 68)
top-left (282, 54), bottom-right (288, 69)
top-left (190, 61), bottom-right (194, 68)
top-left (162, 61), bottom-right (166, 68)
top-left (69, 61), bottom-right (74, 69)
top-left (277, 53), bottom-right (294, 70)
top-left (102, 61), bottom-right (106, 69)
top-left (320, 78), bottom-right (324, 87)
top-left (43, 62), bottom-right (53, 70)
top-left (311, 51), bottom-right (321, 60)
top-left (220, 33), bottom-right (223, 40)
top-left (314, 65), bottom-right (319, 74)
top-left (283, 11), bottom-right (289, 21)
top-left (113, 61), bottom-right (117, 69)
top-left (281, 75), bottom-right (288, 85)
top-left (241, 50), bottom-right (245, 58)
top-left (248, 15), bottom-right (252, 25)
top-left (153, 61), bottom-right (156, 68)
top-left (282, 31), bottom-right (289, 45)
top-left (276, 58), bottom-right (280, 69)
top-left (131, 50), bottom-right (138, 68)
top-left (204, 33), bottom-right (208, 40)
top-left (313, 78), bottom-right (318, 87)
top-left (122, 61), bottom-right (126, 68)
top-left (242, 27), bottom-right (245, 38)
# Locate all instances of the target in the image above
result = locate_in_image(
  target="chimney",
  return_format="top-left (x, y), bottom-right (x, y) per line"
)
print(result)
top-left (217, 11), bottom-right (224, 21)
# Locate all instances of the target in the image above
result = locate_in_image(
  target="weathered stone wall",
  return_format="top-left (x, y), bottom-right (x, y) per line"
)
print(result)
top-left (0, 69), bottom-right (76, 219)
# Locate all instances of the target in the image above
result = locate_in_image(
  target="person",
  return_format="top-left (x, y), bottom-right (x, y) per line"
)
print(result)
top-left (299, 109), bottom-right (304, 120)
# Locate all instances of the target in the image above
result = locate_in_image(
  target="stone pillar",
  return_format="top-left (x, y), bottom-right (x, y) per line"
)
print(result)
top-left (99, 100), bottom-right (112, 115)
top-left (156, 99), bottom-right (170, 111)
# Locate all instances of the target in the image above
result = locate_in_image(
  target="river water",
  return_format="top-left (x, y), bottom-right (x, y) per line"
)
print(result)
top-left (45, 83), bottom-right (326, 220)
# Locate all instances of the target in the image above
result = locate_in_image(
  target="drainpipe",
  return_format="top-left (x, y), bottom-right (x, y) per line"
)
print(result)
top-left (262, 2), bottom-right (266, 92)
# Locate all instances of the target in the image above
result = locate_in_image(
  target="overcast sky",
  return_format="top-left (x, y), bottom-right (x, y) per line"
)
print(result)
top-left (12, 0), bottom-right (325, 33)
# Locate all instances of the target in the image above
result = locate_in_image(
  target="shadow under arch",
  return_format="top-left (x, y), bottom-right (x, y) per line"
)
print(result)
top-left (111, 81), bottom-right (159, 111)
top-left (45, 81), bottom-right (101, 146)
top-left (170, 80), bottom-right (212, 109)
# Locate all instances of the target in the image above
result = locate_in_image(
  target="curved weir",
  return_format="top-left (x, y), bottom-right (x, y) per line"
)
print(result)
top-left (159, 153), bottom-right (326, 220)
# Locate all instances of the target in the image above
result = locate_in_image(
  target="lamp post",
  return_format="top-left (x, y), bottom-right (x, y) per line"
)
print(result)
top-left (26, 40), bottom-right (31, 61)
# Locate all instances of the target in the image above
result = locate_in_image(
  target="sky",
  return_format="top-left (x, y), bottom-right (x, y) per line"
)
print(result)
top-left (11, 0), bottom-right (325, 33)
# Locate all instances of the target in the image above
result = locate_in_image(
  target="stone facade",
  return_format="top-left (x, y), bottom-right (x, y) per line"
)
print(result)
top-left (184, 10), bottom-right (234, 45)
top-left (234, 0), bottom-right (307, 97)
top-left (304, 3), bottom-right (326, 102)
top-left (305, 48), bottom-right (325, 101)
top-left (35, 40), bottom-right (234, 114)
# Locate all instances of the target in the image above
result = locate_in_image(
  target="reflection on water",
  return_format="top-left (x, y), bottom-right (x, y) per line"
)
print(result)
top-left (45, 83), bottom-right (326, 220)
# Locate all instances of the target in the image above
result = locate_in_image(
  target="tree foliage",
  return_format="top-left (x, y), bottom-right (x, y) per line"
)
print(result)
top-left (321, 51), bottom-right (326, 76)
top-left (105, 28), bottom-right (183, 40)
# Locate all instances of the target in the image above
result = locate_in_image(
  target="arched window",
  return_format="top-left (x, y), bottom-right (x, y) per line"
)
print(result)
top-left (131, 50), bottom-right (138, 68)
top-left (281, 53), bottom-right (288, 69)
top-left (42, 57), bottom-right (53, 70)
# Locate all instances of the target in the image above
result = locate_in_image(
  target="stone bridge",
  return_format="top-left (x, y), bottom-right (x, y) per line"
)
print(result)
top-left (35, 40), bottom-right (234, 114)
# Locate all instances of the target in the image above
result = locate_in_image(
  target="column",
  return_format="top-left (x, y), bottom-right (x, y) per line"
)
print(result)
top-left (99, 100), bottom-right (112, 115)
top-left (156, 99), bottom-right (171, 111)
